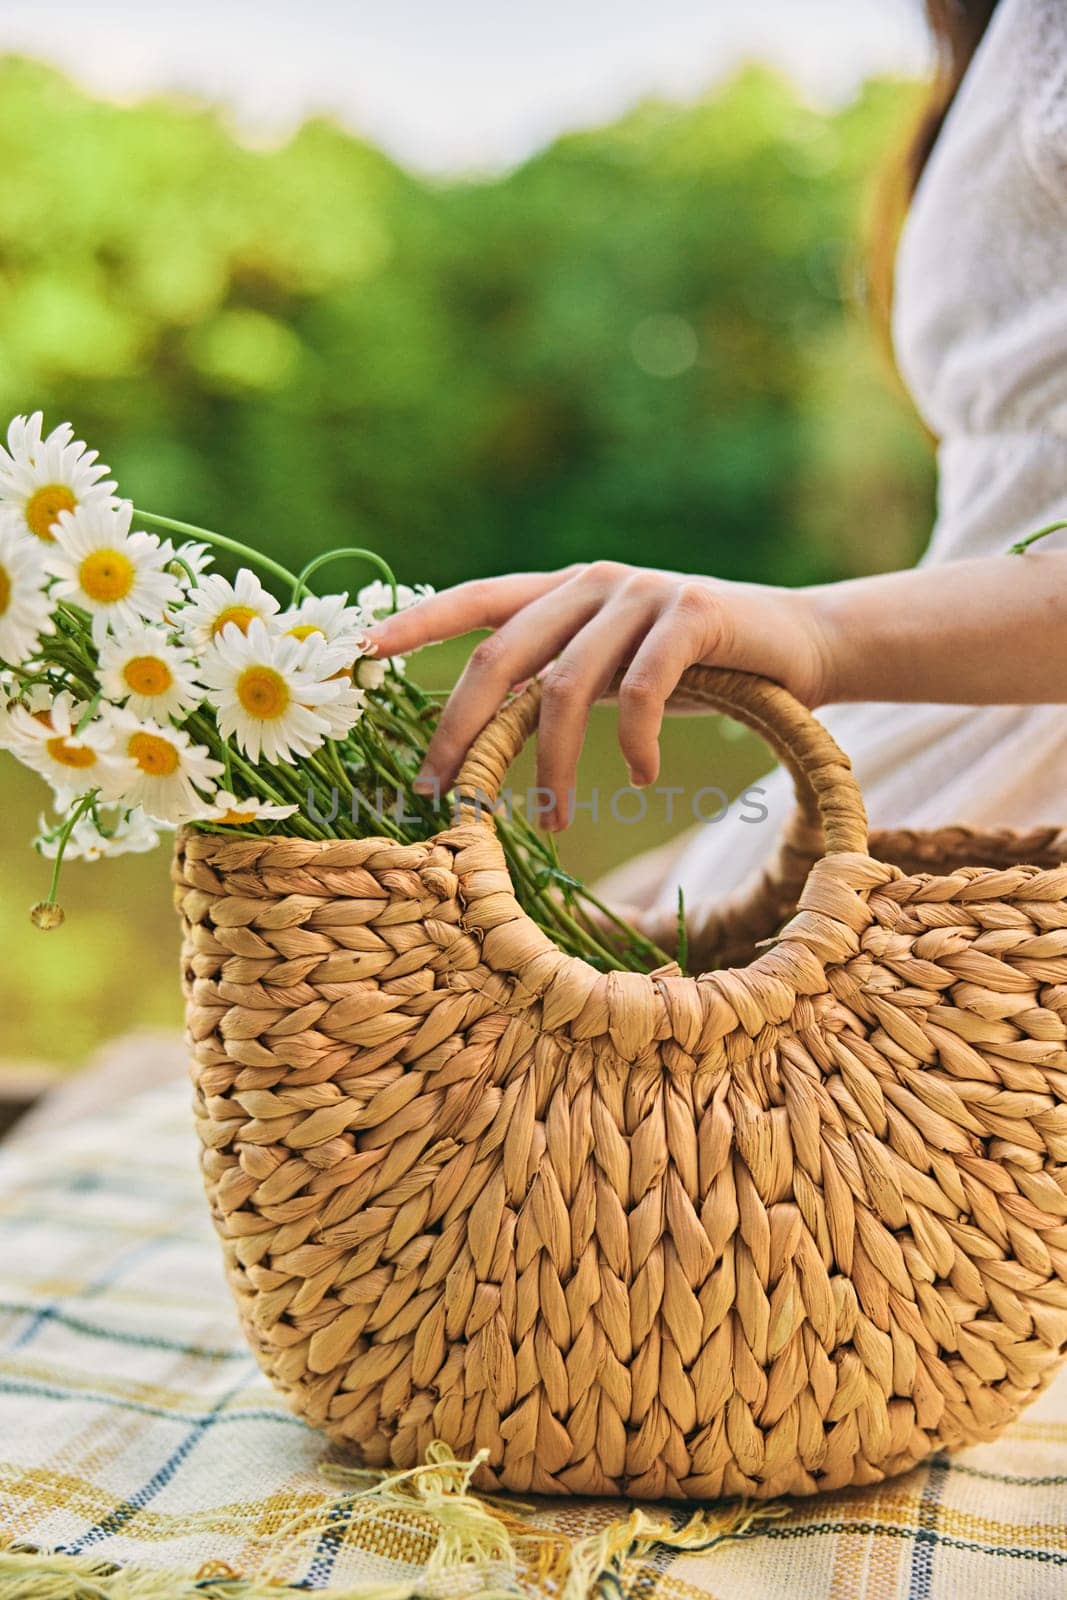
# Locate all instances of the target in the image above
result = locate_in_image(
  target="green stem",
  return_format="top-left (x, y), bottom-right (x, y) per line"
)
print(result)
top-left (75, 690), bottom-right (102, 734)
top-left (558, 875), bottom-right (672, 963)
top-left (133, 509), bottom-right (299, 590)
top-left (321, 742), bottom-right (356, 796)
top-left (39, 647), bottom-right (97, 701)
top-left (1009, 519), bottom-right (1067, 555)
top-left (675, 886), bottom-right (689, 975)
top-left (183, 710), bottom-right (323, 838)
top-left (167, 553), bottom-right (200, 587)
top-left (41, 789), bottom-right (99, 907)
top-left (291, 547), bottom-right (398, 609)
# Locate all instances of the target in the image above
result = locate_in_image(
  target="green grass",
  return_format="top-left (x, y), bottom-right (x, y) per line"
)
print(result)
top-left (0, 637), bottom-right (765, 1068)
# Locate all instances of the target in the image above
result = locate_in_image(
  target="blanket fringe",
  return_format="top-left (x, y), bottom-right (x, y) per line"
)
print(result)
top-left (0, 1441), bottom-right (783, 1599)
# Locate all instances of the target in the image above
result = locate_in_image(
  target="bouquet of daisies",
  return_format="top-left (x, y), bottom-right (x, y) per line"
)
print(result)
top-left (0, 412), bottom-right (670, 971)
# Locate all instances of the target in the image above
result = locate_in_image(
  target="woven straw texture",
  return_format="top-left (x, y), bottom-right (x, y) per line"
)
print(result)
top-left (6, 1051), bottom-right (1067, 1598)
top-left (174, 666), bottom-right (1067, 1501)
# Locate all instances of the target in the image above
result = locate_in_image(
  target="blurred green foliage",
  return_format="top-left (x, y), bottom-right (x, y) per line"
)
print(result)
top-left (0, 56), bottom-right (936, 1066)
top-left (0, 57), bottom-right (932, 590)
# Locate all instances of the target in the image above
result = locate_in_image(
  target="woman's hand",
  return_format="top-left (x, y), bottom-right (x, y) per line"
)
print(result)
top-left (365, 561), bottom-right (832, 831)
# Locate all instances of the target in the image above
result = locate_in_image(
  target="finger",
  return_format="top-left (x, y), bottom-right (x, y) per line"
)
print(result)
top-left (365, 569), bottom-right (580, 658)
top-left (616, 587), bottom-right (722, 786)
top-left (535, 591), bottom-right (660, 828)
top-left (412, 575), bottom-right (605, 793)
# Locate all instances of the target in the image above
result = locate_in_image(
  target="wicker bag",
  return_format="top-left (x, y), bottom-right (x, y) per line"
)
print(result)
top-left (175, 666), bottom-right (1067, 1501)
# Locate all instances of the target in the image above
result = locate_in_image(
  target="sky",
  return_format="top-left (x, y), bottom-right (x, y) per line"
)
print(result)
top-left (0, 0), bottom-right (931, 174)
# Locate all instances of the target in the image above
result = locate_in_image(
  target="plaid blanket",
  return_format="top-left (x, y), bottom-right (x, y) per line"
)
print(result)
top-left (0, 1055), bottom-right (1065, 1599)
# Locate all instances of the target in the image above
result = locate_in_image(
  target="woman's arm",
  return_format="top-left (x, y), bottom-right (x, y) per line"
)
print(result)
top-left (364, 547), bottom-right (1067, 830)
top-left (808, 548), bottom-right (1067, 705)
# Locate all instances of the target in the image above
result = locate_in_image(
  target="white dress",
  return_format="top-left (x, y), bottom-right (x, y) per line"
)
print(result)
top-left (611, 0), bottom-right (1067, 923)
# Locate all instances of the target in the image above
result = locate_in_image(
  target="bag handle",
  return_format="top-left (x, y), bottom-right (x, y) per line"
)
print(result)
top-left (453, 663), bottom-right (869, 857)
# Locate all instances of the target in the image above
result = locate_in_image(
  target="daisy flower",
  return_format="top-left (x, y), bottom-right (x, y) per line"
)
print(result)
top-left (0, 412), bottom-right (117, 544)
top-left (47, 500), bottom-right (182, 646)
top-left (296, 631), bottom-right (367, 737)
top-left (199, 616), bottom-right (349, 764)
top-left (179, 569), bottom-right (281, 651)
top-left (318, 684), bottom-right (367, 738)
top-left (36, 803), bottom-right (163, 862)
top-left (356, 579), bottom-right (434, 625)
top-left (355, 657), bottom-right (389, 690)
top-left (4, 690), bottom-right (124, 804)
top-left (101, 708), bottom-right (224, 823)
top-left (192, 791), bottom-right (298, 826)
top-left (0, 678), bottom-right (50, 744)
top-left (277, 592), bottom-right (370, 667)
top-left (0, 511), bottom-right (55, 667)
top-left (98, 623), bottom-right (203, 720)
top-left (168, 540), bottom-right (214, 590)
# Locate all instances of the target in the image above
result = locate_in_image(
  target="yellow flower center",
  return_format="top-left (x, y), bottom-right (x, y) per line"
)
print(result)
top-left (79, 549), bottom-right (135, 605)
top-left (0, 563), bottom-right (10, 616)
top-left (25, 484), bottom-right (76, 542)
top-left (46, 735), bottom-right (97, 770)
top-left (128, 730), bottom-right (180, 777)
top-left (123, 655), bottom-right (173, 697)
top-left (236, 666), bottom-right (290, 720)
top-left (218, 808), bottom-right (256, 824)
top-left (286, 623), bottom-right (323, 642)
top-left (212, 605), bottom-right (258, 637)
